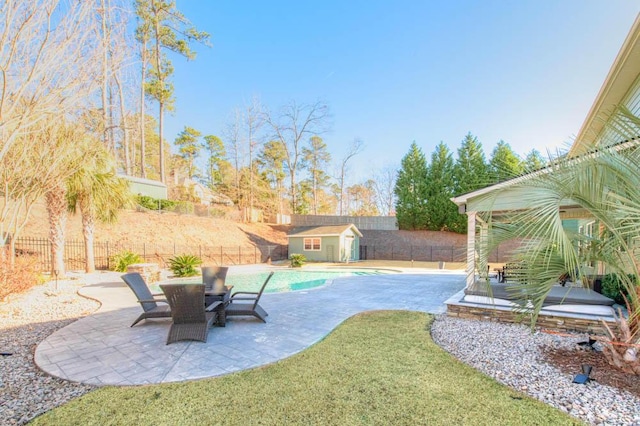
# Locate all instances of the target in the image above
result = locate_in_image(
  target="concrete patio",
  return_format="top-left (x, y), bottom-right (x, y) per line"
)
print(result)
top-left (34, 268), bottom-right (466, 386)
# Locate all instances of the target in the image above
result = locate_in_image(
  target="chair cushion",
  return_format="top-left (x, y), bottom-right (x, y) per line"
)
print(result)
top-left (464, 284), bottom-right (615, 306)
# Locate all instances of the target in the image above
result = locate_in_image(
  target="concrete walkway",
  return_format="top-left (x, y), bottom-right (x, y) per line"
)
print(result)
top-left (35, 269), bottom-right (466, 386)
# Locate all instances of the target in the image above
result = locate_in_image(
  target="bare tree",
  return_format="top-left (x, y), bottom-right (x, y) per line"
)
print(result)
top-left (264, 100), bottom-right (330, 213)
top-left (244, 97), bottom-right (264, 221)
top-left (0, 1), bottom-right (101, 164)
top-left (372, 164), bottom-right (398, 216)
top-left (223, 108), bottom-right (244, 205)
top-left (336, 138), bottom-right (364, 215)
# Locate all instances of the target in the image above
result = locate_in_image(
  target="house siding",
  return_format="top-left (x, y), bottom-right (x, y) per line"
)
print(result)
top-left (287, 226), bottom-right (361, 262)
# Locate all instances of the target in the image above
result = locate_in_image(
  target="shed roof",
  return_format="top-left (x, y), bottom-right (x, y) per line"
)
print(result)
top-left (287, 224), bottom-right (363, 238)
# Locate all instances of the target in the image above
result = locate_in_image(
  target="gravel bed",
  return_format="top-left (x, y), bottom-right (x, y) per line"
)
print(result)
top-left (432, 315), bottom-right (640, 426)
top-left (0, 276), bottom-right (101, 425)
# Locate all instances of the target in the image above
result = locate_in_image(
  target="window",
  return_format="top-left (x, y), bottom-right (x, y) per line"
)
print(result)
top-left (303, 238), bottom-right (321, 251)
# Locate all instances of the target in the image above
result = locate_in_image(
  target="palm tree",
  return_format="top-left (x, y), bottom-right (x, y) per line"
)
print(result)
top-left (41, 122), bottom-right (90, 276)
top-left (475, 107), bottom-right (640, 374)
top-left (66, 143), bottom-right (133, 273)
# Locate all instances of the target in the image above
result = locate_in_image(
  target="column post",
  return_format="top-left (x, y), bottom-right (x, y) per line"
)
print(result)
top-left (465, 211), bottom-right (476, 289)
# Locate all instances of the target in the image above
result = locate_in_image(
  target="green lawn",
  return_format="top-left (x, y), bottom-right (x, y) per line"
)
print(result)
top-left (31, 311), bottom-right (579, 425)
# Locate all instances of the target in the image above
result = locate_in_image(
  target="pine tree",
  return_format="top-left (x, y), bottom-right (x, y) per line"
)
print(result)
top-left (454, 132), bottom-right (490, 196)
top-left (302, 136), bottom-right (332, 215)
top-left (394, 142), bottom-right (429, 230)
top-left (523, 149), bottom-right (547, 172)
top-left (452, 133), bottom-right (490, 233)
top-left (425, 142), bottom-right (458, 231)
top-left (202, 135), bottom-right (228, 189)
top-left (174, 126), bottom-right (202, 178)
top-left (488, 140), bottom-right (524, 183)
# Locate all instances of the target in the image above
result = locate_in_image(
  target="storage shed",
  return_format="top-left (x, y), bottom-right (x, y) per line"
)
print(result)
top-left (287, 224), bottom-right (362, 263)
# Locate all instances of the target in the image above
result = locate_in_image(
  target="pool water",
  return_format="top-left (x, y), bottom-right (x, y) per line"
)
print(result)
top-left (154, 269), bottom-right (390, 294)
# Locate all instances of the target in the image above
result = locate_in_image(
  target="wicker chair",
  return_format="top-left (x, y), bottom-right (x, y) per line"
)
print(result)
top-left (160, 284), bottom-right (222, 345)
top-left (225, 272), bottom-right (274, 323)
top-left (121, 272), bottom-right (171, 327)
top-left (202, 266), bottom-right (229, 292)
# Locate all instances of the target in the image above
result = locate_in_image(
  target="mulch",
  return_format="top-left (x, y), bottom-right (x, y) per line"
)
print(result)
top-left (541, 344), bottom-right (640, 399)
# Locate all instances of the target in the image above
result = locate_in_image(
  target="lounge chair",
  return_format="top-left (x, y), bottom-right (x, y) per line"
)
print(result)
top-left (225, 272), bottom-right (274, 323)
top-left (121, 272), bottom-right (171, 327)
top-left (202, 266), bottom-right (229, 292)
top-left (160, 284), bottom-right (222, 344)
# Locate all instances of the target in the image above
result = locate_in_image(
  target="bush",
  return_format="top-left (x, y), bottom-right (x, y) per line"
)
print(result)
top-left (289, 253), bottom-right (306, 268)
top-left (111, 250), bottom-right (143, 272)
top-left (0, 252), bottom-right (43, 301)
top-left (168, 254), bottom-right (202, 277)
top-left (136, 195), bottom-right (177, 212)
top-left (601, 273), bottom-right (636, 305)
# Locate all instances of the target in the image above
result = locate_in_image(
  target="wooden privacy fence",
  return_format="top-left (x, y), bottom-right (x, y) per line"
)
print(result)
top-left (13, 237), bottom-right (288, 272)
top-left (359, 245), bottom-right (467, 262)
top-left (359, 245), bottom-right (513, 263)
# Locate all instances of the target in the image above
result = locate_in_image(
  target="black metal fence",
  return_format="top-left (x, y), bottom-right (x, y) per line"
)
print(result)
top-left (14, 237), bottom-right (288, 272)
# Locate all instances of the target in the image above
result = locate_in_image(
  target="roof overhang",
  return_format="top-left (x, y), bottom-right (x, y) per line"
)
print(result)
top-left (568, 14), bottom-right (640, 157)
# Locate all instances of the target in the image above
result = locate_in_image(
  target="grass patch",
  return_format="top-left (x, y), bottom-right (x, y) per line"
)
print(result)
top-left (32, 311), bottom-right (578, 425)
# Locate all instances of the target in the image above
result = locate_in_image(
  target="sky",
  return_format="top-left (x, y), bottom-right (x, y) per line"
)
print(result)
top-left (163, 1), bottom-right (640, 183)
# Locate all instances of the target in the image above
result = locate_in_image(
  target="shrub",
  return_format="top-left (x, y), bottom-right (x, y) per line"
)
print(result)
top-left (136, 195), bottom-right (177, 212)
top-left (289, 253), bottom-right (306, 268)
top-left (169, 254), bottom-right (202, 277)
top-left (601, 273), bottom-right (636, 305)
top-left (0, 252), bottom-right (43, 301)
top-left (111, 250), bottom-right (143, 272)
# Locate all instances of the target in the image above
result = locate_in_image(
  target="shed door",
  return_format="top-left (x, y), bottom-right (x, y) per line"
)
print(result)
top-left (345, 236), bottom-right (355, 261)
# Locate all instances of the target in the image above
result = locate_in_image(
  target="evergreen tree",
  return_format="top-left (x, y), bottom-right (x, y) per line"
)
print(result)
top-left (488, 140), bottom-right (524, 183)
top-left (523, 148), bottom-right (547, 172)
top-left (202, 135), bottom-right (228, 189)
top-left (302, 136), bottom-right (332, 214)
top-left (394, 142), bottom-right (429, 230)
top-left (454, 132), bottom-right (490, 195)
top-left (257, 140), bottom-right (288, 215)
top-left (174, 126), bottom-right (202, 178)
top-left (452, 133), bottom-right (490, 233)
top-left (425, 142), bottom-right (458, 231)
top-left (136, 0), bottom-right (210, 183)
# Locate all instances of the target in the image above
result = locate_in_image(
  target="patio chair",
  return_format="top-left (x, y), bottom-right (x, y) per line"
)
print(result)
top-left (202, 266), bottom-right (229, 292)
top-left (121, 272), bottom-right (171, 327)
top-left (159, 283), bottom-right (222, 344)
top-left (225, 272), bottom-right (274, 323)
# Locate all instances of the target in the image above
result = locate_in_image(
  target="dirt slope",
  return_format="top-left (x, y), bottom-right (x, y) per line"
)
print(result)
top-left (19, 201), bottom-right (290, 247)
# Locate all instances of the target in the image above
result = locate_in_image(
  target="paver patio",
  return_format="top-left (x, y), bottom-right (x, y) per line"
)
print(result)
top-left (34, 268), bottom-right (466, 386)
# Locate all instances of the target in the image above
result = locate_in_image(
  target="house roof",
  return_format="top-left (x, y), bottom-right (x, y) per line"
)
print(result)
top-left (452, 14), bottom-right (640, 210)
top-left (287, 224), bottom-right (363, 238)
top-left (118, 174), bottom-right (167, 188)
top-left (568, 15), bottom-right (640, 157)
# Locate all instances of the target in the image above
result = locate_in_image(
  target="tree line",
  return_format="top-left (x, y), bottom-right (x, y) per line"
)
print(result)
top-left (168, 98), bottom-right (398, 220)
top-left (394, 134), bottom-right (546, 233)
top-left (0, 0), bottom-right (394, 276)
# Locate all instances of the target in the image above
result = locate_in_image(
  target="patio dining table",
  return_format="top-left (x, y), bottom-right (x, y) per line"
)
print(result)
top-left (204, 285), bottom-right (233, 326)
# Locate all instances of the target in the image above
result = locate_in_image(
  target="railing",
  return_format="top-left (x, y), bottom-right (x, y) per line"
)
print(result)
top-left (13, 237), bottom-right (288, 272)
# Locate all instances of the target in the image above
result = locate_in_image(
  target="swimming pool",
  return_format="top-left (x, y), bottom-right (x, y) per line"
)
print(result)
top-left (155, 268), bottom-right (393, 294)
